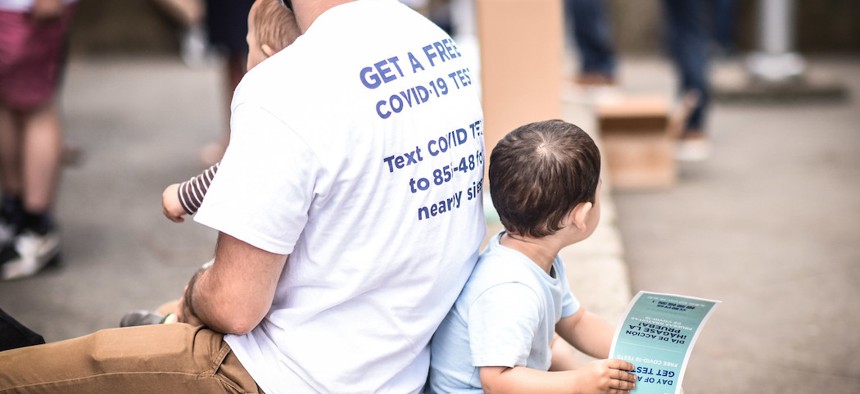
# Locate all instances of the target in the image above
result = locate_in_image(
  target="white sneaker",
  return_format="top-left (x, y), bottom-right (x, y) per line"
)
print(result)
top-left (676, 136), bottom-right (712, 162)
top-left (0, 230), bottom-right (61, 280)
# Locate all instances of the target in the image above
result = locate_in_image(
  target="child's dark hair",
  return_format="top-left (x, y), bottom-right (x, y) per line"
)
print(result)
top-left (488, 119), bottom-right (601, 238)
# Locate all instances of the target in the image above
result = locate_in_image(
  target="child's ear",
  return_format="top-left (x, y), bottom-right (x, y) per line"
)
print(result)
top-left (262, 44), bottom-right (276, 58)
top-left (570, 201), bottom-right (593, 232)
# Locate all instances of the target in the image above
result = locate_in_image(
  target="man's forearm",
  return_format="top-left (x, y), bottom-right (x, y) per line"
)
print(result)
top-left (568, 311), bottom-right (615, 359)
top-left (183, 232), bottom-right (288, 335)
top-left (183, 262), bottom-right (243, 334)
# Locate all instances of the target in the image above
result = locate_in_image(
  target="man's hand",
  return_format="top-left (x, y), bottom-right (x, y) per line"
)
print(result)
top-left (30, 0), bottom-right (64, 22)
top-left (162, 183), bottom-right (187, 223)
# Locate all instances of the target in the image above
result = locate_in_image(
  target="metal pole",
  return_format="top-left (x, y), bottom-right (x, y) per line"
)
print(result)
top-left (760, 0), bottom-right (791, 53)
top-left (746, 0), bottom-right (805, 83)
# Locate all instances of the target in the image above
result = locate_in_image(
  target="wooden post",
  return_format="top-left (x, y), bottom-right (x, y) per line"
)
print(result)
top-left (476, 0), bottom-right (565, 169)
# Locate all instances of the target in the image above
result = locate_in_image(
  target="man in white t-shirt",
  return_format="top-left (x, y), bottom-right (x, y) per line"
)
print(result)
top-left (0, 1), bottom-right (485, 392)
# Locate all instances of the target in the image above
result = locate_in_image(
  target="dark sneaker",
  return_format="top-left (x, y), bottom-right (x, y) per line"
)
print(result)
top-left (0, 217), bottom-right (14, 246)
top-left (0, 199), bottom-right (22, 246)
top-left (0, 229), bottom-right (61, 280)
top-left (120, 310), bottom-right (166, 327)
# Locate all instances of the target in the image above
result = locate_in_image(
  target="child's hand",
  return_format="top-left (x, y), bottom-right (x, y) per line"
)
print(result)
top-left (162, 183), bottom-right (187, 223)
top-left (176, 285), bottom-right (203, 326)
top-left (574, 359), bottom-right (637, 393)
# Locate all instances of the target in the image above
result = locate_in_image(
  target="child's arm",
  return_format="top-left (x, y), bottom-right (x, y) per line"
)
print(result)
top-left (162, 163), bottom-right (219, 223)
top-left (474, 300), bottom-right (635, 393)
top-left (477, 308), bottom-right (630, 393)
top-left (479, 360), bottom-right (636, 394)
top-left (555, 308), bottom-right (616, 359)
top-left (162, 183), bottom-right (186, 222)
top-left (549, 334), bottom-right (580, 371)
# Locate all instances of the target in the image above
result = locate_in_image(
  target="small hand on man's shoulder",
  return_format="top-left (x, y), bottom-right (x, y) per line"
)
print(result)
top-left (162, 183), bottom-right (187, 223)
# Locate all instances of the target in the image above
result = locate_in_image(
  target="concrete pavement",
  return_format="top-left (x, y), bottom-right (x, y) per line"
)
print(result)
top-left (610, 56), bottom-right (860, 393)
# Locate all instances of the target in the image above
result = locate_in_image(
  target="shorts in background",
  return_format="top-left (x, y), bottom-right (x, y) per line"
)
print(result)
top-left (0, 5), bottom-right (76, 110)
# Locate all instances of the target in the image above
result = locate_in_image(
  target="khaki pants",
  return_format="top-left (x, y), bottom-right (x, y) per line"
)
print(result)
top-left (0, 324), bottom-right (260, 393)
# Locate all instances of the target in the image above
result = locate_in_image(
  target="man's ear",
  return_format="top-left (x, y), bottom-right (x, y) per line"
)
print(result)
top-left (262, 44), bottom-right (276, 58)
top-left (569, 201), bottom-right (593, 232)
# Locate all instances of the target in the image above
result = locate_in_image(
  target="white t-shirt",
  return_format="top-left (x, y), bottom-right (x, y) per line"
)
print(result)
top-left (0, 0), bottom-right (76, 12)
top-left (428, 231), bottom-right (580, 393)
top-left (194, 0), bottom-right (486, 392)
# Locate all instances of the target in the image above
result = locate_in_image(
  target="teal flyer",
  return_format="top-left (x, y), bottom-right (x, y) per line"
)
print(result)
top-left (609, 291), bottom-right (719, 394)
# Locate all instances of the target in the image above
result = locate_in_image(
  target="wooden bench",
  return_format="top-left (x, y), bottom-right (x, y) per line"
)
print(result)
top-left (596, 96), bottom-right (678, 190)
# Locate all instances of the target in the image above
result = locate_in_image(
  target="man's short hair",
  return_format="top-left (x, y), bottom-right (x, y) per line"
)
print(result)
top-left (256, 0), bottom-right (301, 53)
top-left (488, 119), bottom-right (601, 238)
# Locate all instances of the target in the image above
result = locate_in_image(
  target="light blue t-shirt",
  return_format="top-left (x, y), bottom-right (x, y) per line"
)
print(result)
top-left (429, 231), bottom-right (580, 393)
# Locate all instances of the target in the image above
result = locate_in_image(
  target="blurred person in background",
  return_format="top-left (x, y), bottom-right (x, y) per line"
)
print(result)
top-left (663, 0), bottom-right (712, 161)
top-left (564, 0), bottom-right (714, 161)
top-left (564, 0), bottom-right (617, 86)
top-left (710, 0), bottom-right (737, 58)
top-left (198, 0), bottom-right (255, 165)
top-left (0, 0), bottom-right (77, 280)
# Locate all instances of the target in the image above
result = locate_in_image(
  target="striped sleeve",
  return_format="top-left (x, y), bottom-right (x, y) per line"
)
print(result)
top-left (178, 163), bottom-right (220, 215)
